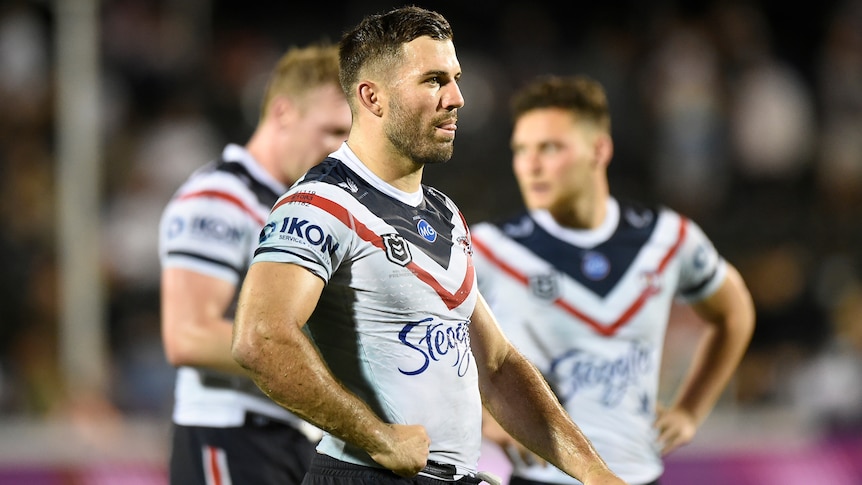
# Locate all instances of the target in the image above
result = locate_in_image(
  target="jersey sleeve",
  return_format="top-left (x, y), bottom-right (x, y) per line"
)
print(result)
top-left (675, 216), bottom-right (727, 303)
top-left (468, 222), bottom-right (496, 296)
top-left (158, 183), bottom-right (258, 285)
top-left (252, 185), bottom-right (351, 283)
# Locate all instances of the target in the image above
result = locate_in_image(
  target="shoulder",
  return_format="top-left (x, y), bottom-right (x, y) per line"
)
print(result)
top-left (172, 160), bottom-right (259, 200)
top-left (270, 160), bottom-right (375, 228)
top-left (614, 199), bottom-right (705, 245)
top-left (471, 211), bottom-right (531, 243)
top-left (163, 159), bottom-right (277, 230)
top-left (615, 198), bottom-right (665, 230)
top-left (423, 184), bottom-right (456, 208)
top-left (297, 157), bottom-right (354, 188)
top-left (647, 203), bottom-right (714, 245)
top-left (290, 157), bottom-right (373, 203)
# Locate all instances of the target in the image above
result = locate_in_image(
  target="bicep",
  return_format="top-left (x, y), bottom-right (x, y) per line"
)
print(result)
top-left (234, 261), bottom-right (325, 345)
top-left (161, 267), bottom-right (235, 342)
top-left (232, 261), bottom-right (326, 378)
top-left (470, 292), bottom-right (514, 380)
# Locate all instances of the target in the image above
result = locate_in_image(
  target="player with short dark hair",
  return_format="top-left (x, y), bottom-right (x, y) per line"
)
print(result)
top-left (231, 6), bottom-right (627, 485)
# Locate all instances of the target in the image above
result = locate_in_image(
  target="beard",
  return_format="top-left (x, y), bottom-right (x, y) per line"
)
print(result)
top-left (384, 96), bottom-right (455, 165)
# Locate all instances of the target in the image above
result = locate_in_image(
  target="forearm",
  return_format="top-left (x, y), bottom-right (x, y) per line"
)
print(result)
top-left (671, 321), bottom-right (751, 423)
top-left (469, 293), bottom-right (618, 482)
top-left (166, 316), bottom-right (248, 374)
top-left (481, 347), bottom-right (613, 482)
top-left (231, 263), bottom-right (430, 476)
top-left (161, 267), bottom-right (247, 374)
top-left (675, 266), bottom-right (755, 423)
top-left (234, 325), bottom-right (391, 454)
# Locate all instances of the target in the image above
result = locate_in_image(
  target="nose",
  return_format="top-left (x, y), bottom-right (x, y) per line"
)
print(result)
top-left (514, 151), bottom-right (543, 177)
top-left (523, 152), bottom-right (541, 171)
top-left (442, 82), bottom-right (465, 110)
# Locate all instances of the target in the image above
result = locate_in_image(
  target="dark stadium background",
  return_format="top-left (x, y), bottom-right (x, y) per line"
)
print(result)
top-left (0, 0), bottom-right (859, 483)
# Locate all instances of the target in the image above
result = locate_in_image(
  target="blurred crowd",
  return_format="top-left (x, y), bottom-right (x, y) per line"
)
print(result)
top-left (0, 0), bottom-right (861, 441)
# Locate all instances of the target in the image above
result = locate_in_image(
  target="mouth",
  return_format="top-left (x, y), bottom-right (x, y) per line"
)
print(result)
top-left (528, 182), bottom-right (550, 194)
top-left (435, 118), bottom-right (457, 135)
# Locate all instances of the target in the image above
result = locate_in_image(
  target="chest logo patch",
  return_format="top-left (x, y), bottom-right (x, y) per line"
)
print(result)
top-left (529, 273), bottom-right (559, 300)
top-left (581, 251), bottom-right (610, 281)
top-left (383, 233), bottom-right (412, 266)
top-left (416, 219), bottom-right (437, 242)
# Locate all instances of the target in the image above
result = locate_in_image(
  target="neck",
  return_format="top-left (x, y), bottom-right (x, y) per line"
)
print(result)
top-left (549, 183), bottom-right (609, 230)
top-left (245, 128), bottom-right (291, 187)
top-left (346, 133), bottom-right (424, 193)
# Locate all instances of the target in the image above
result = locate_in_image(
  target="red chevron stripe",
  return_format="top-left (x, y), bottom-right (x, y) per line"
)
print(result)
top-left (273, 192), bottom-right (474, 310)
top-left (178, 189), bottom-right (265, 226)
top-left (472, 218), bottom-right (687, 337)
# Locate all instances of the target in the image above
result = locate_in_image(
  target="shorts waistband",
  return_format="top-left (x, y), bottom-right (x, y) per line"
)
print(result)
top-left (244, 410), bottom-right (299, 429)
top-left (309, 454), bottom-right (482, 483)
top-left (199, 369), bottom-right (266, 396)
top-left (422, 460), bottom-right (481, 484)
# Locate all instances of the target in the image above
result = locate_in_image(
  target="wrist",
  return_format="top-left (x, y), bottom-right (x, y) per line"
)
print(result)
top-left (580, 463), bottom-right (619, 485)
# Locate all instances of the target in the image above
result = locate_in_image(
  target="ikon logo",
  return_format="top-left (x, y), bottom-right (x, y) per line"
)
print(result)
top-left (259, 216), bottom-right (339, 255)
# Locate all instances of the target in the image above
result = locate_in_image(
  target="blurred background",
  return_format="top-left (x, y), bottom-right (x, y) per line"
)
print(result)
top-left (1, 0), bottom-right (861, 483)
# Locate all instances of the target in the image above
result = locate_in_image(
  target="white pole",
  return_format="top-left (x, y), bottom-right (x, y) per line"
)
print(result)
top-left (54, 0), bottom-right (107, 396)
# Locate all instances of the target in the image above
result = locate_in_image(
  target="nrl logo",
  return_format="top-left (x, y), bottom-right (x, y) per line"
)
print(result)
top-left (529, 273), bottom-right (559, 300)
top-left (382, 233), bottom-right (412, 266)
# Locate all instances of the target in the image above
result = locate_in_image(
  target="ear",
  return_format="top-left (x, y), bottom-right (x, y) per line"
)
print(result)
top-left (270, 95), bottom-right (298, 128)
top-left (357, 81), bottom-right (384, 117)
top-left (594, 132), bottom-right (614, 168)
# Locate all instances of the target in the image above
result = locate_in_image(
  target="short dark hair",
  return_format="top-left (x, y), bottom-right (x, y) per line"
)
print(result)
top-left (338, 6), bottom-right (453, 102)
top-left (511, 75), bottom-right (611, 132)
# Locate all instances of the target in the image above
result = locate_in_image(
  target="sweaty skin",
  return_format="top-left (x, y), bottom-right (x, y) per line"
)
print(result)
top-left (233, 37), bottom-right (627, 485)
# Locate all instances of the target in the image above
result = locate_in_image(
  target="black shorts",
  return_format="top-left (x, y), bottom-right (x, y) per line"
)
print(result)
top-left (510, 477), bottom-right (660, 485)
top-left (169, 412), bottom-right (317, 485)
top-left (301, 453), bottom-right (483, 484)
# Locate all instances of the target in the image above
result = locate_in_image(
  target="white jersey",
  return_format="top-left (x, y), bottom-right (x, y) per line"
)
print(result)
top-left (471, 198), bottom-right (726, 485)
top-left (158, 143), bottom-right (309, 431)
top-left (253, 143), bottom-right (481, 477)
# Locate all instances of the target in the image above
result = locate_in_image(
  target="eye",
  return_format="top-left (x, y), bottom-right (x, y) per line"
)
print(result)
top-left (540, 142), bottom-right (562, 155)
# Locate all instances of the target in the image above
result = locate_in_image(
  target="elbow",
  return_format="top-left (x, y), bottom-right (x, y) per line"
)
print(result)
top-left (720, 304), bottom-right (756, 351)
top-left (739, 291), bottom-right (757, 344)
top-left (163, 345), bottom-right (184, 367)
top-left (723, 265), bottom-right (757, 346)
top-left (162, 336), bottom-right (198, 368)
top-left (230, 327), bottom-right (258, 373)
